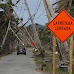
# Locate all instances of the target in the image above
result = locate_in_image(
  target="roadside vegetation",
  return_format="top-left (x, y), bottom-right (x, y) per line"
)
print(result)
top-left (33, 0), bottom-right (74, 74)
top-left (34, 48), bottom-right (69, 74)
top-left (0, 0), bottom-right (19, 56)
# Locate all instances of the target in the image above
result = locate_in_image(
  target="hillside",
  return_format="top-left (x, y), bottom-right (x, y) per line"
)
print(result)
top-left (26, 23), bottom-right (44, 30)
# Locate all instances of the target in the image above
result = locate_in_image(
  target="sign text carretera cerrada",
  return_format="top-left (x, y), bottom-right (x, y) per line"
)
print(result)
top-left (53, 21), bottom-right (73, 30)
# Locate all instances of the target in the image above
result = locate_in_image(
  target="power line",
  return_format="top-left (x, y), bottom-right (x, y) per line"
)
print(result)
top-left (35, 10), bottom-right (45, 20)
top-left (11, 6), bottom-right (38, 49)
top-left (25, 0), bottom-right (42, 50)
top-left (33, 0), bottom-right (42, 19)
top-left (10, 26), bottom-right (24, 45)
top-left (14, 22), bottom-right (32, 46)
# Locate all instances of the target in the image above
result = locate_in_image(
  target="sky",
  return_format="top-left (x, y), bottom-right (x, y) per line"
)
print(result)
top-left (0, 0), bottom-right (57, 26)
top-left (12, 0), bottom-right (58, 26)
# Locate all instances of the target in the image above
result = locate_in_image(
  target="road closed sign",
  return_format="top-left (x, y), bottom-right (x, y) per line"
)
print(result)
top-left (47, 9), bottom-right (74, 43)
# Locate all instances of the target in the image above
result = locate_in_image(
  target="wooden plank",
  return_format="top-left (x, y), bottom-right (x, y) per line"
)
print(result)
top-left (70, 35), bottom-right (73, 74)
top-left (53, 35), bottom-right (56, 74)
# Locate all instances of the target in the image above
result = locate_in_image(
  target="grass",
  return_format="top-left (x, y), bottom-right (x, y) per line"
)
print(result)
top-left (44, 67), bottom-right (69, 74)
top-left (34, 56), bottom-right (43, 65)
top-left (34, 49), bottom-right (69, 74)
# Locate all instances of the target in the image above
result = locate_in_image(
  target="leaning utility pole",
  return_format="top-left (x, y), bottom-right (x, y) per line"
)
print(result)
top-left (43, 0), bottom-right (53, 51)
top-left (43, 1), bottom-right (56, 74)
top-left (24, 0), bottom-right (42, 50)
top-left (11, 6), bottom-right (37, 49)
top-left (14, 23), bottom-right (31, 45)
top-left (43, 0), bottom-right (65, 60)
top-left (45, 0), bottom-right (55, 18)
top-left (45, 0), bottom-right (70, 62)
top-left (10, 26), bottom-right (24, 45)
top-left (1, 20), bottom-right (10, 49)
top-left (43, 0), bottom-right (51, 22)
top-left (43, 0), bottom-right (73, 74)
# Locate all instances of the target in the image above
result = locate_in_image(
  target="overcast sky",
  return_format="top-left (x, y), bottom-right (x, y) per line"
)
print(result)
top-left (13, 0), bottom-right (58, 26)
top-left (0, 0), bottom-right (57, 26)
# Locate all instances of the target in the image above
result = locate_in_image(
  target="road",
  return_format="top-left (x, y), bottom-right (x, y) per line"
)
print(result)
top-left (0, 48), bottom-right (43, 74)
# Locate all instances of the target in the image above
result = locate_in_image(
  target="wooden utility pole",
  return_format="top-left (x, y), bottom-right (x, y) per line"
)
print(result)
top-left (14, 23), bottom-right (31, 45)
top-left (43, 1), bottom-right (73, 74)
top-left (11, 10), bottom-right (31, 45)
top-left (43, 0), bottom-right (53, 51)
top-left (24, 0), bottom-right (42, 50)
top-left (11, 6), bottom-right (37, 49)
top-left (70, 35), bottom-right (73, 74)
top-left (10, 26), bottom-right (24, 45)
top-left (43, 0), bottom-right (51, 22)
top-left (43, 0), bottom-right (56, 74)
top-left (53, 35), bottom-right (56, 74)
top-left (45, 0), bottom-right (55, 18)
top-left (1, 20), bottom-right (10, 49)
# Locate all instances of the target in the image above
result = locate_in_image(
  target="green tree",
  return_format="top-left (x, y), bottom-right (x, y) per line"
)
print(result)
top-left (56, 0), bottom-right (74, 17)
top-left (0, 0), bottom-right (18, 54)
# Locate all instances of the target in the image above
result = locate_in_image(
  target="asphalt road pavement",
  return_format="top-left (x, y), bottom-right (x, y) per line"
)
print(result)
top-left (0, 48), bottom-right (43, 74)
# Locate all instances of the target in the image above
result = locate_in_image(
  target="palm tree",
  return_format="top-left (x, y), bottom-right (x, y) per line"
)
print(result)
top-left (0, 0), bottom-right (17, 54)
top-left (55, 0), bottom-right (74, 17)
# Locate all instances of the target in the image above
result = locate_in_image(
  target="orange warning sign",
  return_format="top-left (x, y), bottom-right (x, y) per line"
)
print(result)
top-left (47, 9), bottom-right (74, 43)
